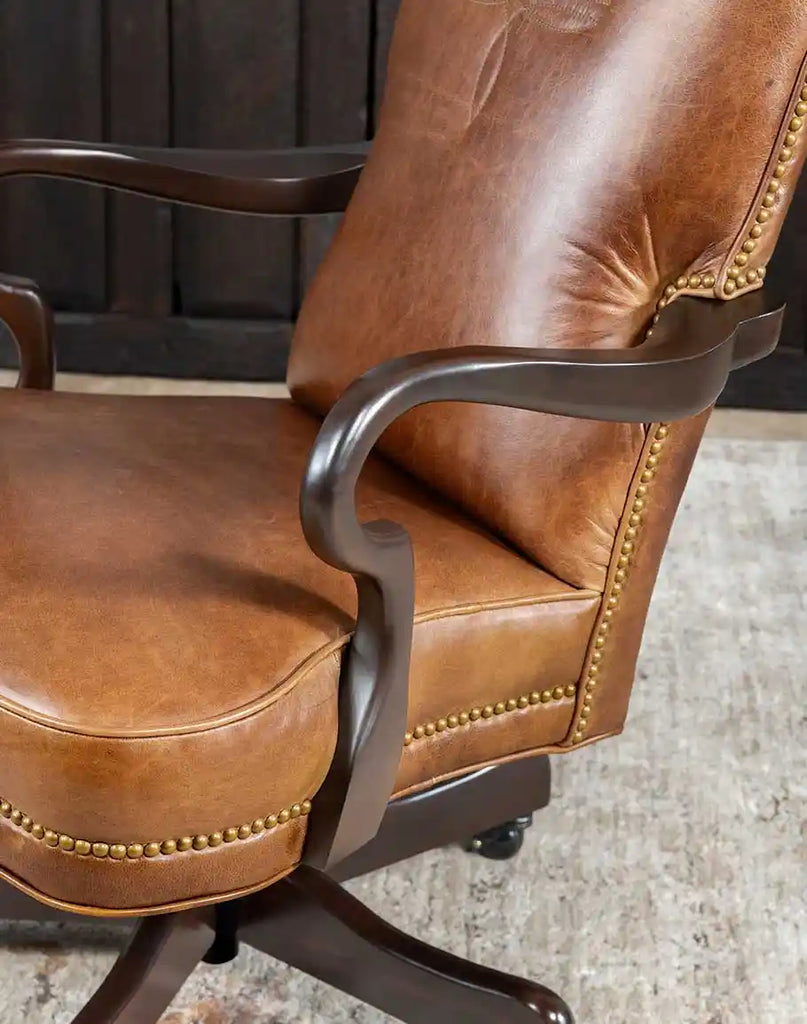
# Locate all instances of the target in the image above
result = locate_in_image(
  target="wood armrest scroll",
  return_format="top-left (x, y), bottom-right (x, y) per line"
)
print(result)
top-left (300, 294), bottom-right (783, 868)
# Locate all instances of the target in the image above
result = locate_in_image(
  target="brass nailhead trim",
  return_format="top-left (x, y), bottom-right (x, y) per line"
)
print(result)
top-left (724, 77), bottom-right (807, 295)
top-left (403, 684), bottom-right (578, 747)
top-left (569, 423), bottom-right (670, 744)
top-left (0, 798), bottom-right (312, 860)
top-left (645, 274), bottom-right (716, 338)
top-left (567, 73), bottom-right (807, 748)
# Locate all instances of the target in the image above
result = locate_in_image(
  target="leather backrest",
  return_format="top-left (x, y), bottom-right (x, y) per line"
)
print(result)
top-left (289, 0), bottom-right (807, 590)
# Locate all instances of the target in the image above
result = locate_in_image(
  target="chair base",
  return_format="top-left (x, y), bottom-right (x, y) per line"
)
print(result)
top-left (0, 755), bottom-right (573, 1023)
top-left (332, 753), bottom-right (551, 880)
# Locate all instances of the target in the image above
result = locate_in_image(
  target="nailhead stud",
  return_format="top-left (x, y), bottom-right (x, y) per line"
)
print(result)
top-left (720, 79), bottom-right (806, 292)
top-left (403, 681), bottom-right (579, 750)
top-left (570, 422), bottom-right (669, 744)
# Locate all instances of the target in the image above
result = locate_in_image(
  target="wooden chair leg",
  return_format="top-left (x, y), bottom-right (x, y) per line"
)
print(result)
top-left (70, 909), bottom-right (215, 1024)
top-left (241, 865), bottom-right (573, 1024)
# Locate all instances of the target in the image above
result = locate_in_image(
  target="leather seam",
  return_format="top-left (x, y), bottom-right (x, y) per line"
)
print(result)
top-left (0, 860), bottom-right (299, 919)
top-left (0, 796), bottom-right (313, 861)
top-left (392, 726), bottom-right (622, 802)
top-left (403, 683), bottom-right (577, 747)
top-left (640, 66), bottom-right (807, 314)
top-left (716, 60), bottom-right (807, 298)
top-left (413, 589), bottom-right (599, 624)
top-left (0, 590), bottom-right (599, 740)
top-left (565, 421), bottom-right (670, 745)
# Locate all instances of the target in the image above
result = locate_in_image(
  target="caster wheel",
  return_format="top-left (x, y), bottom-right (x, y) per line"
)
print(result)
top-left (465, 814), bottom-right (533, 861)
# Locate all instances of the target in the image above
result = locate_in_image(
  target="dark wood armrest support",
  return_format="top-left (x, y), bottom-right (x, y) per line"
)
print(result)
top-left (0, 140), bottom-right (369, 215)
top-left (300, 294), bottom-right (783, 868)
top-left (0, 273), bottom-right (54, 389)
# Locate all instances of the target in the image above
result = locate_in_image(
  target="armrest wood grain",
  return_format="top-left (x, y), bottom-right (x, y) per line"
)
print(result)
top-left (0, 140), bottom-right (369, 215)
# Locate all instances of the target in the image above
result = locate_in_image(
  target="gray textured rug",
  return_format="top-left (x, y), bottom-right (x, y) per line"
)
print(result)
top-left (0, 437), bottom-right (804, 1023)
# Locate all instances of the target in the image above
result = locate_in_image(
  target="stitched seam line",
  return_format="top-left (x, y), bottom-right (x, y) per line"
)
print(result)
top-left (0, 590), bottom-right (597, 740)
top-left (403, 683), bottom-right (576, 746)
top-left (413, 588), bottom-right (598, 624)
top-left (393, 727), bottom-right (623, 803)
top-left (0, 797), bottom-right (312, 860)
top-left (0, 860), bottom-right (299, 920)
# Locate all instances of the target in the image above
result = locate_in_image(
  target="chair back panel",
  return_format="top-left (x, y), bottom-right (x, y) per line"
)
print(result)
top-left (289, 0), bottom-right (807, 589)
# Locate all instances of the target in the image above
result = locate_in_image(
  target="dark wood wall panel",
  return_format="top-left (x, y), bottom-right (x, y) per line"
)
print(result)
top-left (106, 0), bottom-right (172, 317)
top-left (298, 1), bottom-right (372, 290)
top-left (172, 0), bottom-right (299, 319)
top-left (0, 1), bottom-right (804, 404)
top-left (0, 0), bottom-right (105, 310)
top-left (372, 0), bottom-right (402, 125)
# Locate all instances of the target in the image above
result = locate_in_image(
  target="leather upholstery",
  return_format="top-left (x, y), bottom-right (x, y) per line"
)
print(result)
top-left (3, 1), bottom-right (806, 917)
top-left (567, 409), bottom-right (713, 744)
top-left (289, 0), bottom-right (807, 590)
top-left (0, 391), bottom-right (596, 912)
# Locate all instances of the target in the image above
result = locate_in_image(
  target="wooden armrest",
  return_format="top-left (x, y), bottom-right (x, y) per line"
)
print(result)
top-left (300, 293), bottom-right (783, 869)
top-left (0, 140), bottom-right (369, 215)
top-left (0, 274), bottom-right (54, 389)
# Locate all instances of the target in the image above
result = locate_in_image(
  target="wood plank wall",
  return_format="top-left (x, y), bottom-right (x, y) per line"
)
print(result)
top-left (0, 1), bottom-right (804, 406)
top-left (0, 0), bottom-right (401, 380)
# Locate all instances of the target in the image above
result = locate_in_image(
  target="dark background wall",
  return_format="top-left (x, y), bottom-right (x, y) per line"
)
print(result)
top-left (0, 0), bottom-right (804, 407)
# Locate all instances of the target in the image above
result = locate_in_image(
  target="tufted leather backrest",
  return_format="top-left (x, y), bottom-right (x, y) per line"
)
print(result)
top-left (289, 0), bottom-right (807, 590)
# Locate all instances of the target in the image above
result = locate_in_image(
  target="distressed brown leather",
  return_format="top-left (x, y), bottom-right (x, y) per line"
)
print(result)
top-left (3, 1), bottom-right (806, 916)
top-left (569, 410), bottom-right (714, 745)
top-left (289, 0), bottom-right (807, 590)
top-left (0, 390), bottom-right (596, 912)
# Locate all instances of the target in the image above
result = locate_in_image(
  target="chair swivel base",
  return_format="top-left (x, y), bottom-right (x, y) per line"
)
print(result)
top-left (0, 756), bottom-right (573, 1024)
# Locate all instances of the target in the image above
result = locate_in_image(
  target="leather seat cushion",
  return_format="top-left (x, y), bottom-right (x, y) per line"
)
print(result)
top-left (0, 391), bottom-right (599, 913)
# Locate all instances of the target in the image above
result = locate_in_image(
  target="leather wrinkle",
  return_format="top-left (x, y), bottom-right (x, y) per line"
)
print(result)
top-left (0, 389), bottom-right (599, 917)
top-left (4, 0), bottom-right (807, 914)
top-left (290, 0), bottom-right (807, 588)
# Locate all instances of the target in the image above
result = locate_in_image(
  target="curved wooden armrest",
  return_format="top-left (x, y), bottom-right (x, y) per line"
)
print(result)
top-left (0, 273), bottom-right (54, 389)
top-left (0, 139), bottom-right (369, 215)
top-left (300, 293), bottom-right (783, 868)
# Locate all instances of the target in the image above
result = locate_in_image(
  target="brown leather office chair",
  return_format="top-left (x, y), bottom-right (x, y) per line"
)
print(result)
top-left (0, 3), bottom-right (804, 1021)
